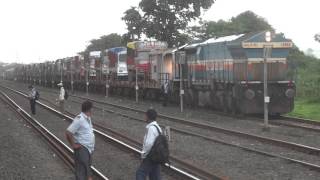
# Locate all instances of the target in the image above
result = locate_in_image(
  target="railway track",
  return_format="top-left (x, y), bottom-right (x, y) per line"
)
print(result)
top-left (4, 83), bottom-right (320, 174)
top-left (6, 80), bottom-right (320, 132)
top-left (277, 116), bottom-right (320, 131)
top-left (0, 85), bottom-right (225, 180)
top-left (66, 97), bottom-right (320, 171)
top-left (36, 84), bottom-right (320, 132)
top-left (66, 93), bottom-right (320, 154)
top-left (0, 90), bottom-right (109, 180)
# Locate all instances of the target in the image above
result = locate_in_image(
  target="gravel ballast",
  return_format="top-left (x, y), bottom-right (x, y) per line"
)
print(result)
top-left (4, 80), bottom-right (320, 179)
top-left (0, 95), bottom-right (73, 180)
top-left (19, 87), bottom-right (320, 179)
top-left (1, 86), bottom-right (177, 180)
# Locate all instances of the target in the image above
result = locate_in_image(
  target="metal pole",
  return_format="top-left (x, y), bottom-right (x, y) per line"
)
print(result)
top-left (179, 53), bottom-right (184, 113)
top-left (51, 65), bottom-right (54, 88)
top-left (180, 63), bottom-right (183, 112)
top-left (105, 79), bottom-right (109, 98)
top-left (39, 69), bottom-right (41, 85)
top-left (71, 68), bottom-right (74, 94)
top-left (44, 66), bottom-right (47, 87)
top-left (86, 66), bottom-right (89, 96)
top-left (135, 66), bottom-right (138, 103)
top-left (60, 61), bottom-right (63, 83)
top-left (263, 46), bottom-right (272, 131)
top-left (105, 72), bottom-right (109, 98)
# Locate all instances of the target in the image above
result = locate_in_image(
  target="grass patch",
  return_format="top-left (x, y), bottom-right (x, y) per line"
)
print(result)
top-left (288, 99), bottom-right (320, 121)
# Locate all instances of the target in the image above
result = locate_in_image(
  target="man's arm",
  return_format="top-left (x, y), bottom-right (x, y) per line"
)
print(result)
top-left (65, 117), bottom-right (81, 149)
top-left (65, 130), bottom-right (81, 149)
top-left (142, 126), bottom-right (157, 156)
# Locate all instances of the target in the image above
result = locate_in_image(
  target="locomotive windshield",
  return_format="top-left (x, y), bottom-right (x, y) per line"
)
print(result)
top-left (119, 54), bottom-right (127, 62)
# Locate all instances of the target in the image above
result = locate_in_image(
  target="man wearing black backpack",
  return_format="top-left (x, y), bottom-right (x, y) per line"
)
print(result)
top-left (136, 109), bottom-right (168, 180)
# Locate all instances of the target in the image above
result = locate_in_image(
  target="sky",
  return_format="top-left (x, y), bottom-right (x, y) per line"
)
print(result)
top-left (0, 0), bottom-right (319, 63)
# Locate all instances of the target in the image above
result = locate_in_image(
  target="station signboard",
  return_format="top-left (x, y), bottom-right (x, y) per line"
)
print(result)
top-left (242, 42), bottom-right (293, 48)
top-left (136, 41), bottom-right (168, 51)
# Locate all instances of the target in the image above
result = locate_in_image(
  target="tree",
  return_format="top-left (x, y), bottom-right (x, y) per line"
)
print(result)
top-left (138, 0), bottom-right (215, 47)
top-left (122, 7), bottom-right (143, 41)
top-left (231, 11), bottom-right (272, 33)
top-left (287, 45), bottom-right (320, 99)
top-left (192, 11), bottom-right (273, 40)
top-left (85, 33), bottom-right (124, 53)
top-left (315, 33), bottom-right (320, 43)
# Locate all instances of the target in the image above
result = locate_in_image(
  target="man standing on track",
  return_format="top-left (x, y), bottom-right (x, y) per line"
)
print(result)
top-left (28, 85), bottom-right (37, 115)
top-left (57, 82), bottom-right (65, 113)
top-left (65, 100), bottom-right (95, 180)
top-left (136, 109), bottom-right (162, 180)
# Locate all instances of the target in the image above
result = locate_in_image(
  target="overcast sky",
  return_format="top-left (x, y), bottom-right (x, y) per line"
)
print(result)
top-left (0, 0), bottom-right (319, 63)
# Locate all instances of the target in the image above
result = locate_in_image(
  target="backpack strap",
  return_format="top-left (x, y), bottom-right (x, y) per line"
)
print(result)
top-left (152, 125), bottom-right (162, 136)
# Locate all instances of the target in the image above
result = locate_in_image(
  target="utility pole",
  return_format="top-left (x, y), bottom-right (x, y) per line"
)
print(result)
top-left (51, 63), bottom-right (54, 88)
top-left (179, 51), bottom-right (185, 113)
top-left (105, 78), bottom-right (109, 98)
top-left (135, 66), bottom-right (138, 103)
top-left (44, 64), bottom-right (47, 87)
top-left (263, 31), bottom-right (272, 131)
top-left (60, 60), bottom-right (63, 84)
top-left (71, 61), bottom-right (74, 94)
top-left (86, 62), bottom-right (89, 96)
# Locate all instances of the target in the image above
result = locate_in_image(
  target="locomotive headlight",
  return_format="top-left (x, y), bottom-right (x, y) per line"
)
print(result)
top-left (245, 89), bottom-right (255, 100)
top-left (285, 89), bottom-right (295, 98)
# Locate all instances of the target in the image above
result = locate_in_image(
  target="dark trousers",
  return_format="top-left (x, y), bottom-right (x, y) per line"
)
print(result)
top-left (162, 93), bottom-right (168, 106)
top-left (136, 158), bottom-right (161, 180)
top-left (59, 100), bottom-right (65, 113)
top-left (30, 99), bottom-right (36, 115)
top-left (74, 145), bottom-right (92, 180)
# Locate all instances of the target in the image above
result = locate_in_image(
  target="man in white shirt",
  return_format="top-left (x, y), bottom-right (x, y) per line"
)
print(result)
top-left (65, 100), bottom-right (95, 180)
top-left (136, 109), bottom-right (162, 180)
top-left (57, 82), bottom-right (65, 113)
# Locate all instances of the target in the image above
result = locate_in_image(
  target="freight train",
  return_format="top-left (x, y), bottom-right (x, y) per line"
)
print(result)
top-left (10, 31), bottom-right (295, 114)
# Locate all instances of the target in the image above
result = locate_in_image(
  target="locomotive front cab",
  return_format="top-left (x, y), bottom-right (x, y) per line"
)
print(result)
top-left (231, 31), bottom-right (295, 114)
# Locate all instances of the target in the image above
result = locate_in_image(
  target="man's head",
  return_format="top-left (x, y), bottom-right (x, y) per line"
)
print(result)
top-left (28, 85), bottom-right (33, 89)
top-left (82, 100), bottom-right (93, 117)
top-left (57, 82), bottom-right (63, 87)
top-left (145, 108), bottom-right (157, 123)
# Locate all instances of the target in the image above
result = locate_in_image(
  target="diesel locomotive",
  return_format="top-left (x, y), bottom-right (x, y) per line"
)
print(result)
top-left (10, 31), bottom-right (294, 114)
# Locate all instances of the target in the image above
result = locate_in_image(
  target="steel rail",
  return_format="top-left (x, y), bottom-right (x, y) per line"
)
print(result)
top-left (12, 81), bottom-right (320, 133)
top-left (68, 98), bottom-right (320, 171)
top-left (8, 84), bottom-right (320, 175)
top-left (5, 81), bottom-right (320, 131)
top-left (0, 90), bottom-right (109, 180)
top-left (4, 83), bottom-right (320, 155)
top-left (66, 93), bottom-right (320, 155)
top-left (1, 85), bottom-right (225, 180)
